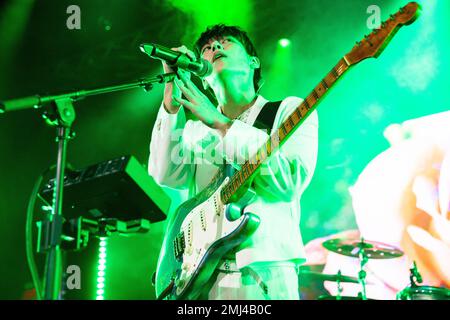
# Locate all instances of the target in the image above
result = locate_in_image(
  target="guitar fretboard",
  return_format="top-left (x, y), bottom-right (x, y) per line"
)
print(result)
top-left (220, 58), bottom-right (350, 204)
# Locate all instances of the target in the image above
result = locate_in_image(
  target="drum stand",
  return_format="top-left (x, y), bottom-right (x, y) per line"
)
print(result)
top-left (357, 239), bottom-right (369, 300)
top-left (336, 270), bottom-right (344, 300)
top-left (322, 236), bottom-right (404, 300)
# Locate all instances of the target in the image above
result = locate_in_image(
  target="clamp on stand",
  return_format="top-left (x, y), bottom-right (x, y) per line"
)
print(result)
top-left (409, 261), bottom-right (423, 287)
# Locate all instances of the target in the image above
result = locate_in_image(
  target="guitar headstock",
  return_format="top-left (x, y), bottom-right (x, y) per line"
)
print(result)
top-left (345, 2), bottom-right (421, 66)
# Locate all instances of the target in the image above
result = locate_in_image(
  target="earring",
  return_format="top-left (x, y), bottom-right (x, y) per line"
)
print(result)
top-left (251, 58), bottom-right (260, 68)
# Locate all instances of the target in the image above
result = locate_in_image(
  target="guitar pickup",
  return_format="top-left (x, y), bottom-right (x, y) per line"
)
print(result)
top-left (200, 210), bottom-right (207, 231)
top-left (173, 231), bottom-right (185, 261)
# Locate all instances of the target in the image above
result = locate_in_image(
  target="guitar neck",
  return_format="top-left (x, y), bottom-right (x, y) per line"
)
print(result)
top-left (220, 57), bottom-right (351, 204)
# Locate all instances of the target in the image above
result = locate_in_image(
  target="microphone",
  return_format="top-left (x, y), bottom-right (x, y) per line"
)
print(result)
top-left (140, 43), bottom-right (212, 77)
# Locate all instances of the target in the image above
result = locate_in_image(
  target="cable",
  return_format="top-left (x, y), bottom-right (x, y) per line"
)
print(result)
top-left (26, 173), bottom-right (44, 300)
top-left (25, 164), bottom-right (59, 300)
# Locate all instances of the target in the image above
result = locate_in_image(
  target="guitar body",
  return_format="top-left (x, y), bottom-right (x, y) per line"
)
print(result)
top-left (155, 170), bottom-right (260, 300)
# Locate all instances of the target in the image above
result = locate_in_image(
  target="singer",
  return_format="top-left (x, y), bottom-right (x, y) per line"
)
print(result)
top-left (148, 24), bottom-right (319, 300)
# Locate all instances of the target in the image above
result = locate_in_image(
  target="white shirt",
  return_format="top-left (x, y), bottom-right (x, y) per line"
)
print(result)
top-left (149, 95), bottom-right (319, 269)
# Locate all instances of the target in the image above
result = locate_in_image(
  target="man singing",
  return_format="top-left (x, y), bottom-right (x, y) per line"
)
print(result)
top-left (148, 24), bottom-right (318, 299)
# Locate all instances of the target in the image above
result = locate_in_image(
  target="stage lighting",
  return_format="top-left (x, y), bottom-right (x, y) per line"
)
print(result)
top-left (278, 38), bottom-right (291, 47)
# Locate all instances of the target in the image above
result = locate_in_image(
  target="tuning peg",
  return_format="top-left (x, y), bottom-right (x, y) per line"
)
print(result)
top-left (399, 7), bottom-right (405, 13)
top-left (355, 41), bottom-right (362, 46)
top-left (390, 14), bottom-right (396, 20)
top-left (364, 35), bottom-right (373, 47)
top-left (381, 21), bottom-right (387, 28)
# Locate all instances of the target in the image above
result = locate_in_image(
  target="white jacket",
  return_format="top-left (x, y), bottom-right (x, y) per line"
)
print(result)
top-left (149, 95), bottom-right (318, 269)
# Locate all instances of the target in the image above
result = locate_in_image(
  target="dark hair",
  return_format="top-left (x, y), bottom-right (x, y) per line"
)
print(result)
top-left (194, 24), bottom-right (262, 92)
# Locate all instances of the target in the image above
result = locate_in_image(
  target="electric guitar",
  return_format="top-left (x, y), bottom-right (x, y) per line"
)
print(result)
top-left (155, 2), bottom-right (421, 300)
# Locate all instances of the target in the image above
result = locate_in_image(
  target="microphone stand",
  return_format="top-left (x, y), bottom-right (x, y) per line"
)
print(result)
top-left (1, 72), bottom-right (177, 300)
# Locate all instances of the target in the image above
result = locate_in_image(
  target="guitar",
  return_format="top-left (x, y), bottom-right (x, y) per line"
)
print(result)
top-left (155, 2), bottom-right (421, 300)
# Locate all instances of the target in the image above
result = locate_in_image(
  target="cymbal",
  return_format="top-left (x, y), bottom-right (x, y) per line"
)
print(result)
top-left (322, 238), bottom-right (403, 259)
top-left (299, 270), bottom-right (360, 283)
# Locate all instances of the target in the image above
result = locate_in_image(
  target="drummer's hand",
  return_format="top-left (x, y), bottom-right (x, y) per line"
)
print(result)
top-left (174, 72), bottom-right (231, 136)
top-left (163, 45), bottom-right (196, 114)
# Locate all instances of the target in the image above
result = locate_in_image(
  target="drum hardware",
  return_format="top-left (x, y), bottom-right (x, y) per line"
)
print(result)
top-left (397, 285), bottom-right (450, 300)
top-left (298, 269), bottom-right (360, 284)
top-left (357, 239), bottom-right (369, 300)
top-left (322, 237), bottom-right (404, 259)
top-left (298, 267), bottom-right (376, 300)
top-left (409, 261), bottom-right (423, 286)
top-left (322, 237), bottom-right (404, 300)
top-left (336, 270), bottom-right (344, 300)
top-left (397, 261), bottom-right (450, 300)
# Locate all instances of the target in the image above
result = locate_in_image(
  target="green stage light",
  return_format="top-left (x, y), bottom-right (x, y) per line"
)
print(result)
top-left (262, 37), bottom-right (293, 99)
top-left (0, 0), bottom-right (35, 89)
top-left (278, 38), bottom-right (291, 47)
top-left (96, 238), bottom-right (108, 300)
top-left (167, 0), bottom-right (254, 42)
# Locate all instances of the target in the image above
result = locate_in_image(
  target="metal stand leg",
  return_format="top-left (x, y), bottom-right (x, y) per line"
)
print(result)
top-left (357, 239), bottom-right (368, 300)
top-left (336, 270), bottom-right (343, 300)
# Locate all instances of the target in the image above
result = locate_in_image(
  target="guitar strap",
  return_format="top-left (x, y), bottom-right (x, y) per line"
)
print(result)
top-left (253, 100), bottom-right (283, 135)
top-left (224, 100), bottom-right (283, 178)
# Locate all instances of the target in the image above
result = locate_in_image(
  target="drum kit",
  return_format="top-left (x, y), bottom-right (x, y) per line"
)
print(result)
top-left (299, 237), bottom-right (450, 300)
